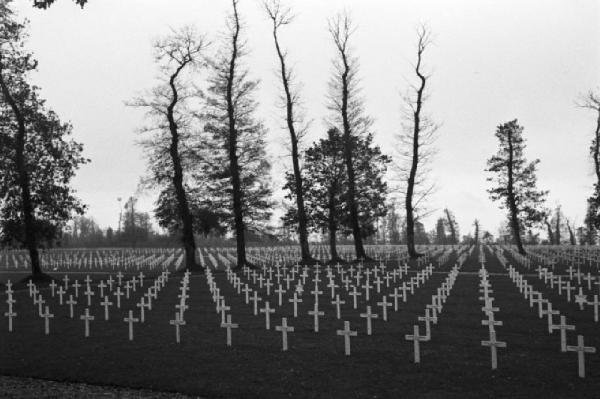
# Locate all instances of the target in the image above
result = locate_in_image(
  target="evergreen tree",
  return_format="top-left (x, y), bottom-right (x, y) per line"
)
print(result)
top-left (435, 218), bottom-right (447, 244)
top-left (283, 128), bottom-right (389, 262)
top-left (486, 120), bottom-right (547, 255)
top-left (203, 0), bottom-right (272, 267)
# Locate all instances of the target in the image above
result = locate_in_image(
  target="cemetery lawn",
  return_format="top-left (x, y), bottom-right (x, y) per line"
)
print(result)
top-left (2, 253), bottom-right (600, 398)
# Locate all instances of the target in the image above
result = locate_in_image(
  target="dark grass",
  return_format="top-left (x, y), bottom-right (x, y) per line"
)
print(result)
top-left (1, 248), bottom-right (600, 398)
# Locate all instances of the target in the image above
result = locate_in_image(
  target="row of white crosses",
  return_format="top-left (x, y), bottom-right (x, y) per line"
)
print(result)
top-left (534, 266), bottom-right (600, 323)
top-left (4, 280), bottom-right (16, 332)
top-left (216, 253), bottom-right (445, 354)
top-left (506, 264), bottom-right (597, 378)
top-left (205, 268), bottom-right (241, 347)
top-left (405, 263), bottom-right (461, 364)
top-left (478, 263), bottom-right (507, 370)
top-left (168, 271), bottom-right (189, 343)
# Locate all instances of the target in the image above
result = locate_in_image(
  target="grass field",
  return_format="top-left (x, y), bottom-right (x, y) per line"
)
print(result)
top-left (1, 247), bottom-right (599, 398)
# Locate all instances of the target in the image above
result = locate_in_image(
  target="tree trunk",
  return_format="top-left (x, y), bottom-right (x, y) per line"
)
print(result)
top-left (405, 46), bottom-right (427, 259)
top-left (0, 60), bottom-right (43, 276)
top-left (327, 192), bottom-right (340, 262)
top-left (226, 1), bottom-right (247, 269)
top-left (166, 61), bottom-right (199, 272)
top-left (444, 209), bottom-right (457, 244)
top-left (545, 221), bottom-right (554, 245)
top-left (506, 128), bottom-right (526, 255)
top-left (555, 211), bottom-right (561, 245)
top-left (339, 51), bottom-right (367, 260)
top-left (270, 20), bottom-right (314, 264)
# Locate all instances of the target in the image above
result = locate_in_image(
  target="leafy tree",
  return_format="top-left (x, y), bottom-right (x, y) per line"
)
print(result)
top-left (154, 186), bottom-right (225, 237)
top-left (283, 128), bottom-right (389, 262)
top-left (435, 218), bottom-right (447, 244)
top-left (129, 27), bottom-right (207, 271)
top-left (0, 1), bottom-right (87, 278)
top-left (444, 208), bottom-right (459, 244)
top-left (486, 120), bottom-right (547, 255)
top-left (203, 0), bottom-right (273, 267)
top-left (32, 0), bottom-right (88, 8)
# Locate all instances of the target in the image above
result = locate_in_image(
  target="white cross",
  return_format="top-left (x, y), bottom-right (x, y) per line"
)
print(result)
top-left (566, 335), bottom-right (596, 378)
top-left (169, 312), bottom-right (186, 343)
top-left (124, 310), bottom-right (139, 341)
top-left (331, 294), bottom-right (345, 319)
top-left (481, 330), bottom-right (506, 370)
top-left (289, 292), bottom-right (302, 317)
top-left (66, 295), bottom-right (77, 319)
top-left (308, 303), bottom-right (325, 332)
top-left (220, 314), bottom-right (238, 347)
top-left (337, 321), bottom-right (357, 356)
top-left (377, 296), bottom-right (392, 321)
top-left (101, 296), bottom-right (113, 320)
top-left (551, 315), bottom-right (575, 352)
top-left (359, 305), bottom-right (378, 335)
top-left (405, 325), bottom-right (428, 364)
top-left (275, 317), bottom-right (294, 351)
top-left (80, 308), bottom-right (94, 337)
top-left (260, 301), bottom-right (275, 330)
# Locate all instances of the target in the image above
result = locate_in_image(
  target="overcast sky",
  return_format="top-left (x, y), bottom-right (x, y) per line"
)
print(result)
top-left (14, 0), bottom-right (600, 238)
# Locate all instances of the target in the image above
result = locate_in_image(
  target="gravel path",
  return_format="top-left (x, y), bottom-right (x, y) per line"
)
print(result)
top-left (0, 376), bottom-right (202, 399)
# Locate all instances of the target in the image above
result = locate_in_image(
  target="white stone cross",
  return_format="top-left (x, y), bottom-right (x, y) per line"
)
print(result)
top-left (275, 317), bottom-right (294, 351)
top-left (84, 285), bottom-right (95, 306)
top-left (260, 301), bottom-right (275, 330)
top-left (481, 313), bottom-right (503, 333)
top-left (4, 309), bottom-right (16, 332)
top-left (566, 335), bottom-right (596, 378)
top-left (56, 286), bottom-right (65, 305)
top-left (124, 310), bottom-right (139, 341)
top-left (98, 281), bottom-right (107, 298)
top-left (331, 294), bottom-right (345, 319)
top-left (289, 292), bottom-right (302, 317)
top-left (114, 287), bottom-right (123, 308)
top-left (541, 302), bottom-right (559, 333)
top-left (308, 303), bottom-right (325, 332)
top-left (66, 295), bottom-right (77, 318)
top-left (481, 330), bottom-right (506, 370)
top-left (251, 291), bottom-right (262, 316)
top-left (377, 296), bottom-right (392, 321)
top-left (349, 286), bottom-right (362, 309)
top-left (337, 321), bottom-right (357, 356)
top-left (170, 312), bottom-right (186, 343)
top-left (405, 325), bottom-right (428, 364)
top-left (551, 315), bottom-right (575, 352)
top-left (101, 296), bottom-right (113, 321)
top-left (275, 285), bottom-right (286, 307)
top-left (80, 308), bottom-right (94, 337)
top-left (418, 308), bottom-right (436, 339)
top-left (574, 288), bottom-right (588, 311)
top-left (220, 314), bottom-right (238, 347)
top-left (359, 305), bottom-right (378, 336)
top-left (49, 281), bottom-right (57, 297)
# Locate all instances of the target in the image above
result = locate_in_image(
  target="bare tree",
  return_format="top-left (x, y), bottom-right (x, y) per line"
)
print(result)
top-left (264, 0), bottom-right (316, 265)
top-left (326, 12), bottom-right (374, 261)
top-left (397, 26), bottom-right (438, 258)
top-left (129, 27), bottom-right (207, 272)
top-left (578, 90), bottom-right (600, 229)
